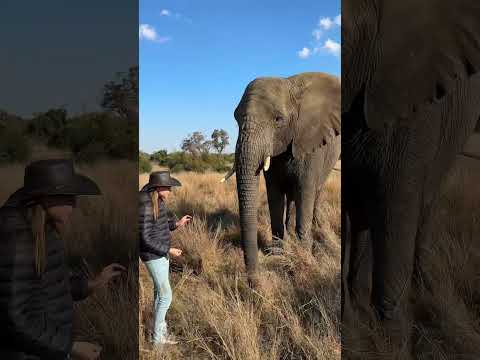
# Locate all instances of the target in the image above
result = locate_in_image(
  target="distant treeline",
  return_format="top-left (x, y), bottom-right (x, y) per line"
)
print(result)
top-left (140, 150), bottom-right (234, 174)
top-left (0, 66), bottom-right (138, 164)
top-left (140, 129), bottom-right (234, 174)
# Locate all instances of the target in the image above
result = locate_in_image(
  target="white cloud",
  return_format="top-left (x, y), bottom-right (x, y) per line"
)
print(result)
top-left (161, 9), bottom-right (192, 23)
top-left (334, 14), bottom-right (341, 26)
top-left (298, 47), bottom-right (311, 59)
top-left (298, 14), bottom-right (340, 59)
top-left (139, 24), bottom-right (171, 43)
top-left (312, 29), bottom-right (322, 41)
top-left (318, 15), bottom-right (341, 30)
top-left (323, 39), bottom-right (341, 56)
top-left (319, 17), bottom-right (335, 30)
top-left (139, 24), bottom-right (157, 40)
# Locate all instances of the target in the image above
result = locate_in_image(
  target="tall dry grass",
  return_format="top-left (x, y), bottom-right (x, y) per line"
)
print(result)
top-left (0, 155), bottom-right (139, 360)
top-left (139, 168), bottom-right (341, 359)
top-left (343, 156), bottom-right (480, 359)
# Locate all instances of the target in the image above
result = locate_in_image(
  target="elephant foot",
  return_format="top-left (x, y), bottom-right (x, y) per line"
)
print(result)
top-left (299, 236), bottom-right (313, 253)
top-left (380, 318), bottom-right (412, 358)
top-left (246, 271), bottom-right (261, 289)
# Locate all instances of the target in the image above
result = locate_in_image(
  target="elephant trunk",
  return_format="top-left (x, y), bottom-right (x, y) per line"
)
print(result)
top-left (235, 134), bottom-right (268, 274)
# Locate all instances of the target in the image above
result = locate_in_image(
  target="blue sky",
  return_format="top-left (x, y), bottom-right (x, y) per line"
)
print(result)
top-left (140, 0), bottom-right (341, 153)
top-left (0, 0), bottom-right (137, 117)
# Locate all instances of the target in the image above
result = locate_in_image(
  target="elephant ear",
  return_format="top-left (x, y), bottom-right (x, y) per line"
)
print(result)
top-left (365, 0), bottom-right (480, 131)
top-left (289, 73), bottom-right (341, 158)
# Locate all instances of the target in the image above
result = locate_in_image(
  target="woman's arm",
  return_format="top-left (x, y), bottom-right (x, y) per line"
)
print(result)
top-left (173, 215), bottom-right (192, 230)
top-left (168, 218), bottom-right (178, 231)
top-left (139, 192), bottom-right (155, 242)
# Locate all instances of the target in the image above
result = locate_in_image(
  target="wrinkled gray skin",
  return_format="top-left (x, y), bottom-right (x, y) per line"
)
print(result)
top-left (232, 72), bottom-right (341, 276)
top-left (342, 0), bottom-right (480, 347)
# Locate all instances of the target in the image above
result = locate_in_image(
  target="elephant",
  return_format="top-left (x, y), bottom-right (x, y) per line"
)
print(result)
top-left (342, 0), bottom-right (480, 348)
top-left (221, 72), bottom-right (341, 277)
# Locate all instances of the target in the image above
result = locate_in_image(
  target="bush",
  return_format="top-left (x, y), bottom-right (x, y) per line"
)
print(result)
top-left (170, 163), bottom-right (185, 173)
top-left (0, 128), bottom-right (31, 163)
top-left (150, 150), bottom-right (168, 165)
top-left (139, 153), bottom-right (152, 174)
top-left (0, 111), bottom-right (31, 163)
top-left (65, 112), bottom-right (138, 162)
top-left (144, 150), bottom-right (234, 173)
top-left (27, 108), bottom-right (68, 147)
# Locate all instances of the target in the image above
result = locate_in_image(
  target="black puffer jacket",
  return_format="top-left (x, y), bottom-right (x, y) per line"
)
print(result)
top-left (138, 186), bottom-right (177, 262)
top-left (0, 190), bottom-right (89, 360)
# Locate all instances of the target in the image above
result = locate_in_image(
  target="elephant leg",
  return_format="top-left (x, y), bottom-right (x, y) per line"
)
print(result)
top-left (341, 211), bottom-right (350, 321)
top-left (265, 179), bottom-right (286, 252)
top-left (370, 180), bottom-right (421, 350)
top-left (285, 192), bottom-right (295, 236)
top-left (413, 193), bottom-right (442, 296)
top-left (347, 208), bottom-right (372, 314)
top-left (295, 186), bottom-right (316, 252)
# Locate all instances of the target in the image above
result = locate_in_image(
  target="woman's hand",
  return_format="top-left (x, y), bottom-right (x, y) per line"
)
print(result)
top-left (169, 248), bottom-right (182, 257)
top-left (89, 263), bottom-right (126, 292)
top-left (72, 341), bottom-right (102, 360)
top-left (176, 215), bottom-right (192, 227)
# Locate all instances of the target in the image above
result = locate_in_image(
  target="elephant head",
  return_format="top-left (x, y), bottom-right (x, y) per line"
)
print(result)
top-left (343, 0), bottom-right (480, 127)
top-left (226, 72), bottom-right (340, 274)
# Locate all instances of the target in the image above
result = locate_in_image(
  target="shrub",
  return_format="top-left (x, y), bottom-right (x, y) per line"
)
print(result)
top-left (143, 150), bottom-right (234, 173)
top-left (27, 108), bottom-right (68, 147)
top-left (0, 111), bottom-right (31, 163)
top-left (65, 112), bottom-right (138, 162)
top-left (139, 150), bottom-right (152, 174)
top-left (150, 150), bottom-right (168, 165)
top-left (170, 163), bottom-right (185, 173)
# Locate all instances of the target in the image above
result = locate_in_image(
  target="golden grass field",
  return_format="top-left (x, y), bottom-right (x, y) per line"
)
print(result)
top-left (139, 164), bottom-right (341, 359)
top-left (2, 137), bottom-right (479, 359)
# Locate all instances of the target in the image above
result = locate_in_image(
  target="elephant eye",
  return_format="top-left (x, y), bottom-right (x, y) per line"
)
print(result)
top-left (275, 116), bottom-right (284, 123)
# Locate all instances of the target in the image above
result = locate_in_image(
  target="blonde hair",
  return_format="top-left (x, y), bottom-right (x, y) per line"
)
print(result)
top-left (29, 204), bottom-right (46, 276)
top-left (150, 190), bottom-right (159, 221)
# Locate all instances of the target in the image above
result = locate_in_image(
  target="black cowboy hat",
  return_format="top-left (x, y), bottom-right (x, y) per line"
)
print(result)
top-left (17, 159), bottom-right (101, 201)
top-left (144, 171), bottom-right (181, 191)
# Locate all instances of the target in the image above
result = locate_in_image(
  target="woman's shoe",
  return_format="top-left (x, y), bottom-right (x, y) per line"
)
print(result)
top-left (157, 334), bottom-right (178, 345)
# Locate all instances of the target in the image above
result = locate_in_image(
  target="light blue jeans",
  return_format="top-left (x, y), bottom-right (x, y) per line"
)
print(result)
top-left (144, 257), bottom-right (172, 343)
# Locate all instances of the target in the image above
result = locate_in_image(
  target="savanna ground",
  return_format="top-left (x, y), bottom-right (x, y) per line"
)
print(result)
top-left (139, 164), bottom-right (341, 359)
top-left (0, 144), bottom-right (139, 360)
top-left (344, 136), bottom-right (480, 359)
top-left (2, 136), bottom-right (478, 359)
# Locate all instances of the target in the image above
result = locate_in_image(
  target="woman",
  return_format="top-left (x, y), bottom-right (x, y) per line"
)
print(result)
top-left (139, 170), bottom-right (192, 346)
top-left (0, 159), bottom-right (125, 360)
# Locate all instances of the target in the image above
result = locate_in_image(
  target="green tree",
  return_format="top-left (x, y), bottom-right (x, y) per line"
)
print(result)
top-left (101, 66), bottom-right (138, 120)
top-left (0, 110), bottom-right (31, 163)
top-left (139, 151), bottom-right (152, 173)
top-left (27, 108), bottom-right (68, 147)
top-left (150, 149), bottom-right (168, 165)
top-left (211, 129), bottom-right (229, 154)
top-left (181, 131), bottom-right (205, 157)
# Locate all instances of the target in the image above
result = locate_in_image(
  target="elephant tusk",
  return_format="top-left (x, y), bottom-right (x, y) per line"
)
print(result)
top-left (220, 167), bottom-right (235, 182)
top-left (459, 151), bottom-right (480, 161)
top-left (263, 156), bottom-right (271, 172)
